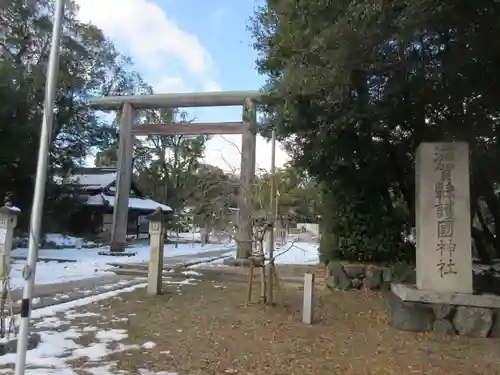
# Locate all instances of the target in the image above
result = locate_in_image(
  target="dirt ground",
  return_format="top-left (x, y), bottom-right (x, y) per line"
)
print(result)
top-left (58, 266), bottom-right (500, 375)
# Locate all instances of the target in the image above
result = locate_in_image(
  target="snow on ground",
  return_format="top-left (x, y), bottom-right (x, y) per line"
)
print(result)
top-left (197, 241), bottom-right (320, 268)
top-left (0, 281), bottom-right (192, 374)
top-left (166, 231), bottom-right (201, 241)
top-left (44, 233), bottom-right (96, 247)
top-left (13, 242), bottom-right (228, 263)
top-left (10, 241), bottom-right (234, 290)
top-left (13, 280), bottom-right (140, 306)
top-left (9, 261), bottom-right (111, 289)
top-left (273, 242), bottom-right (319, 264)
top-left (9, 232), bottom-right (319, 290)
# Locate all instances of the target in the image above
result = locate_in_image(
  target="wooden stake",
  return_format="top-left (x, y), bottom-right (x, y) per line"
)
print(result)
top-left (260, 264), bottom-right (267, 304)
top-left (246, 263), bottom-right (254, 307)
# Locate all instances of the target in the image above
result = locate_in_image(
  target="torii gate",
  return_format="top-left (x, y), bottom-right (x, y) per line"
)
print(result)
top-left (88, 91), bottom-right (260, 258)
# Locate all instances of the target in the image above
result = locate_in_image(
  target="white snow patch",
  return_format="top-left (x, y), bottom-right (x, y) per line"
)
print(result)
top-left (96, 329), bottom-right (128, 342)
top-left (139, 369), bottom-right (178, 375)
top-left (0, 284), bottom-right (148, 373)
top-left (45, 233), bottom-right (96, 247)
top-left (65, 311), bottom-right (100, 319)
top-left (10, 242), bottom-right (235, 289)
top-left (31, 283), bottom-right (147, 319)
top-left (191, 241), bottom-right (320, 268)
top-left (181, 270), bottom-right (202, 276)
top-left (87, 194), bottom-right (172, 212)
top-left (165, 278), bottom-right (197, 286)
top-left (141, 341), bottom-right (156, 349)
top-left (9, 261), bottom-right (112, 289)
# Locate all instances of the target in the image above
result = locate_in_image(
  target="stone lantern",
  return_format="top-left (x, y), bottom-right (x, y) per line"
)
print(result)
top-left (147, 207), bottom-right (165, 295)
top-left (0, 205), bottom-right (20, 279)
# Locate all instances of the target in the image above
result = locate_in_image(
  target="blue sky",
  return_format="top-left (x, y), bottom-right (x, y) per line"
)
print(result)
top-left (158, 0), bottom-right (265, 90)
top-left (75, 0), bottom-right (288, 172)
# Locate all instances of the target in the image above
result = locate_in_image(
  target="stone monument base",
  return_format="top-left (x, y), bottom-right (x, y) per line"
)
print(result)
top-left (388, 283), bottom-right (500, 338)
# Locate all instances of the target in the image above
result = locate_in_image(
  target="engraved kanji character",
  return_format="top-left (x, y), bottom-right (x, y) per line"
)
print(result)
top-left (436, 239), bottom-right (456, 257)
top-left (435, 203), bottom-right (444, 218)
top-left (435, 181), bottom-right (445, 203)
top-left (445, 180), bottom-right (455, 197)
top-left (437, 220), bottom-right (454, 238)
top-left (437, 258), bottom-right (458, 278)
top-left (441, 168), bottom-right (451, 181)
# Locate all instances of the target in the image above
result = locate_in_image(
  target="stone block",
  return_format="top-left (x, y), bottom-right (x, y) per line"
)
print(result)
top-left (326, 262), bottom-right (351, 290)
top-left (363, 267), bottom-right (383, 290)
top-left (433, 319), bottom-right (456, 336)
top-left (381, 267), bottom-right (393, 283)
top-left (351, 278), bottom-right (362, 289)
top-left (453, 306), bottom-right (493, 338)
top-left (433, 304), bottom-right (455, 320)
top-left (343, 265), bottom-right (365, 278)
top-left (386, 292), bottom-right (434, 332)
top-left (391, 283), bottom-right (500, 309)
top-left (489, 309), bottom-right (500, 338)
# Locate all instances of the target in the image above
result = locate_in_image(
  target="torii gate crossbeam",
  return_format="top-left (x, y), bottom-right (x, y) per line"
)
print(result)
top-left (88, 90), bottom-right (261, 259)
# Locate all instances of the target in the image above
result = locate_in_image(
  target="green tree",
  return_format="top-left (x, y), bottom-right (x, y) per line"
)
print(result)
top-left (252, 0), bottom-right (500, 263)
top-left (253, 163), bottom-right (320, 220)
top-left (0, 0), bottom-right (150, 232)
top-left (134, 109), bottom-right (210, 212)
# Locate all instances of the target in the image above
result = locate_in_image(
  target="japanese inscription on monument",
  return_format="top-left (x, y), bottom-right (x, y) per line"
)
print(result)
top-left (434, 144), bottom-right (457, 278)
top-left (415, 142), bottom-right (472, 294)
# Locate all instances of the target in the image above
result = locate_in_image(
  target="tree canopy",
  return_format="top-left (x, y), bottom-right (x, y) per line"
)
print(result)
top-left (1, 0), bottom-right (151, 231)
top-left (252, 0), bottom-right (500, 263)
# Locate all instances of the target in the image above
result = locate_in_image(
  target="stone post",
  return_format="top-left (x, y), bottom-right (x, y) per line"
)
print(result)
top-left (237, 98), bottom-right (257, 258)
top-left (110, 102), bottom-right (135, 252)
top-left (415, 142), bottom-right (472, 294)
top-left (302, 273), bottom-right (315, 325)
top-left (0, 205), bottom-right (19, 281)
top-left (147, 208), bottom-right (165, 295)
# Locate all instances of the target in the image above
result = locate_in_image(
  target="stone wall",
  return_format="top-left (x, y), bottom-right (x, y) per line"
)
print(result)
top-left (326, 262), bottom-right (500, 338)
top-left (387, 292), bottom-right (500, 338)
top-left (325, 262), bottom-right (394, 291)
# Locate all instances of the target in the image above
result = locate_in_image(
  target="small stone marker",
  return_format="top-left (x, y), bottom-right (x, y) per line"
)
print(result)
top-left (415, 142), bottom-right (472, 294)
top-left (147, 207), bottom-right (165, 295)
top-left (302, 272), bottom-right (315, 325)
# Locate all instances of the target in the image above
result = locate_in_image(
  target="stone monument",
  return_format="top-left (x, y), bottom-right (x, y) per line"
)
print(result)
top-left (390, 142), bottom-right (500, 338)
top-left (415, 142), bottom-right (472, 293)
top-left (147, 208), bottom-right (165, 295)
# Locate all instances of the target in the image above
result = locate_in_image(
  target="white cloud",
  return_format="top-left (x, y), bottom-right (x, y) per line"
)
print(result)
top-left (74, 0), bottom-right (218, 89)
top-left (203, 135), bottom-right (290, 174)
top-left (153, 76), bottom-right (189, 93)
top-left (75, 0), bottom-right (290, 171)
top-left (202, 78), bottom-right (222, 92)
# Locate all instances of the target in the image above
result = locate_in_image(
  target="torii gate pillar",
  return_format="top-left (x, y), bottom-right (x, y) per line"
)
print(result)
top-left (109, 102), bottom-right (135, 252)
top-left (237, 98), bottom-right (257, 258)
